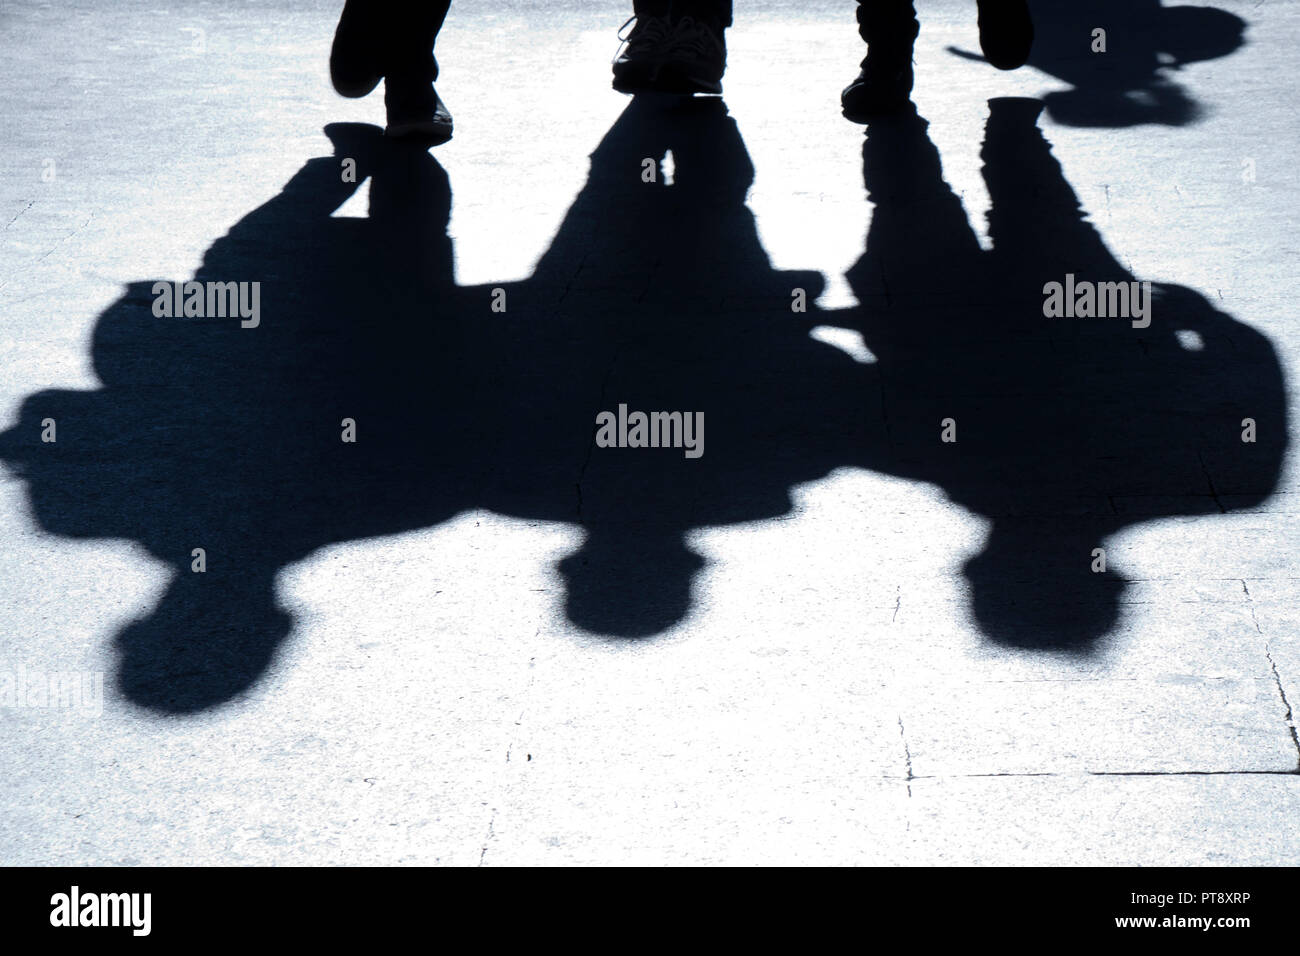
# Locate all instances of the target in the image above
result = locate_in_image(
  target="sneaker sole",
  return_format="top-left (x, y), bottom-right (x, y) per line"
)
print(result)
top-left (841, 102), bottom-right (911, 124)
top-left (384, 120), bottom-right (454, 145)
top-left (613, 78), bottom-right (723, 96)
top-left (612, 64), bottom-right (722, 96)
top-left (654, 77), bottom-right (722, 95)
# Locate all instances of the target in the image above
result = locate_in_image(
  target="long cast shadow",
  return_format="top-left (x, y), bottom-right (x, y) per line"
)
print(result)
top-left (841, 97), bottom-right (1284, 645)
top-left (0, 96), bottom-right (1284, 711)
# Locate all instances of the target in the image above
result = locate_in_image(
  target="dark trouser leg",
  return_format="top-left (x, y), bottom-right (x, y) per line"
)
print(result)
top-left (382, 0), bottom-right (454, 141)
top-left (387, 0), bottom-right (452, 82)
top-left (333, 0), bottom-right (448, 97)
top-left (856, 0), bottom-right (919, 51)
top-left (619, 0), bottom-right (729, 94)
top-left (841, 0), bottom-right (920, 118)
top-left (632, 0), bottom-right (732, 28)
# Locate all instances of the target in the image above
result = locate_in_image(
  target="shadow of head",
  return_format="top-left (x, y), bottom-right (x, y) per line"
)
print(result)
top-left (965, 532), bottom-right (1124, 650)
top-left (558, 530), bottom-right (707, 638)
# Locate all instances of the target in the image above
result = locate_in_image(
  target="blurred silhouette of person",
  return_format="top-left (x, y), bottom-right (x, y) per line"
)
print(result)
top-left (0, 97), bottom-right (1285, 709)
top-left (611, 0), bottom-right (1033, 116)
top-left (330, 0), bottom-right (454, 143)
top-left (0, 103), bottom-right (863, 711)
top-left (842, 97), bottom-right (1285, 647)
top-left (842, 0), bottom-right (1033, 119)
top-left (0, 123), bottom-right (464, 712)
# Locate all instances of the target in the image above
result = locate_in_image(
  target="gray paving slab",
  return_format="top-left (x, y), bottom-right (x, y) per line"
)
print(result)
top-left (905, 775), bottom-right (1300, 866)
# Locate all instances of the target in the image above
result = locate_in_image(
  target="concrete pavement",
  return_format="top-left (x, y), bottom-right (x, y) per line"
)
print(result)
top-left (0, 0), bottom-right (1297, 865)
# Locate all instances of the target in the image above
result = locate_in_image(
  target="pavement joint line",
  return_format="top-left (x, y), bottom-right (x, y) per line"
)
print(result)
top-left (869, 677), bottom-right (1280, 687)
top-left (897, 770), bottom-right (1300, 780)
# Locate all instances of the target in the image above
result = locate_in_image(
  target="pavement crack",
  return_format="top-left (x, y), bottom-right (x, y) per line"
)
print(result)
top-left (557, 251), bottom-right (589, 305)
top-left (478, 811), bottom-right (496, 867)
top-left (1264, 643), bottom-right (1300, 770)
top-left (35, 211), bottom-right (93, 264)
top-left (897, 715), bottom-right (914, 797)
top-left (4, 199), bottom-right (35, 231)
top-left (575, 351), bottom-right (617, 519)
top-left (1196, 450), bottom-right (1227, 513)
top-left (483, 656), bottom-right (540, 863)
top-left (1241, 580), bottom-right (1300, 769)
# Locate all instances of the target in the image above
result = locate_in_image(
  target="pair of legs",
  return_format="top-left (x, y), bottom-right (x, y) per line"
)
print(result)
top-left (613, 1), bottom-right (733, 95)
top-left (330, 0), bottom-right (454, 143)
top-left (617, 0), bottom-right (1033, 118)
top-left (328, 0), bottom-right (1033, 142)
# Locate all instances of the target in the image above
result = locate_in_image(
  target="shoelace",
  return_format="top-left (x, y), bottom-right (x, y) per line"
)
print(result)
top-left (614, 15), bottom-right (673, 62)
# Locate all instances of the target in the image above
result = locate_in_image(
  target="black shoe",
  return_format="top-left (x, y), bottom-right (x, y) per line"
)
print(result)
top-left (384, 72), bottom-right (453, 144)
top-left (842, 55), bottom-right (915, 121)
top-left (612, 14), bottom-right (674, 93)
top-left (330, 0), bottom-right (386, 98)
top-left (656, 15), bottom-right (726, 95)
top-left (977, 0), bottom-right (1034, 70)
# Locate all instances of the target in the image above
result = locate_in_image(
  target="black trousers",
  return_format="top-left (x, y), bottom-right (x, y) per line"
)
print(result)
top-left (629, 1), bottom-right (921, 40)
top-left (369, 0), bottom-right (451, 79)
top-left (404, 1), bottom-right (919, 45)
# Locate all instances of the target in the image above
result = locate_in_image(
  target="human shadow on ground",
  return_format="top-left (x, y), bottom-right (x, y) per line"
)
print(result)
top-left (950, 0), bottom-right (1247, 126)
top-left (0, 96), bottom-right (1284, 711)
top-left (842, 96), bottom-right (1284, 645)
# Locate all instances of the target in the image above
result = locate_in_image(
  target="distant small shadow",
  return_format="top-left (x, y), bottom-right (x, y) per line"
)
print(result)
top-left (949, 0), bottom-right (1247, 126)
